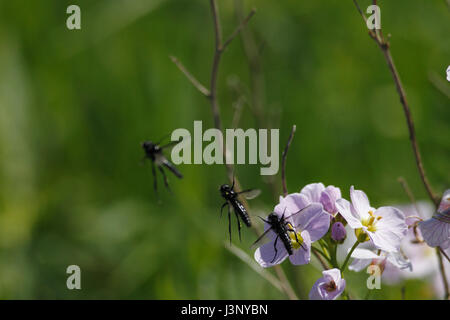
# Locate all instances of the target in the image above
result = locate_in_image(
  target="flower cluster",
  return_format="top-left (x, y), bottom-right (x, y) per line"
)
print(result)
top-left (253, 182), bottom-right (412, 300)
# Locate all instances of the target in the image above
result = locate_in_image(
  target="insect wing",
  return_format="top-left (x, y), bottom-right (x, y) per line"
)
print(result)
top-left (160, 135), bottom-right (190, 150)
top-left (250, 226), bottom-right (275, 250)
top-left (160, 139), bottom-right (181, 150)
top-left (282, 204), bottom-right (317, 227)
top-left (238, 189), bottom-right (261, 200)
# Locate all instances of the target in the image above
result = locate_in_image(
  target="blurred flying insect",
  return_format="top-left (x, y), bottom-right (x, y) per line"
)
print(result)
top-left (251, 208), bottom-right (307, 263)
top-left (141, 135), bottom-right (183, 196)
top-left (220, 178), bottom-right (261, 243)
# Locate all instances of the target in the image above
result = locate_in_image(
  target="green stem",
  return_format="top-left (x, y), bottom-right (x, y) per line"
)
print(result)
top-left (319, 241), bottom-right (330, 259)
top-left (330, 242), bottom-right (338, 268)
top-left (340, 240), bottom-right (360, 273)
top-left (312, 246), bottom-right (332, 266)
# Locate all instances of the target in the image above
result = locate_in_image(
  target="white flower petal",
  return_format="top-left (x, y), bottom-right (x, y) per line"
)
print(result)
top-left (350, 186), bottom-right (371, 218)
top-left (336, 198), bottom-right (363, 229)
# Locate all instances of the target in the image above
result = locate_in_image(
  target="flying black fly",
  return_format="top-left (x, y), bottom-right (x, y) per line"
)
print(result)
top-left (220, 177), bottom-right (260, 243)
top-left (141, 136), bottom-right (183, 195)
top-left (251, 207), bottom-right (309, 263)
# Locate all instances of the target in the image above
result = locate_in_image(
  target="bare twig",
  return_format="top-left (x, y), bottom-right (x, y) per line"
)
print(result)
top-left (235, 0), bottom-right (280, 200)
top-left (436, 247), bottom-right (450, 299)
top-left (352, 0), bottom-right (446, 298)
top-left (169, 55), bottom-right (211, 97)
top-left (223, 8), bottom-right (257, 50)
top-left (281, 125), bottom-right (296, 197)
top-left (440, 247), bottom-right (450, 263)
top-left (352, 1), bottom-right (439, 207)
top-left (234, 0), bottom-right (265, 128)
top-left (398, 177), bottom-right (421, 215)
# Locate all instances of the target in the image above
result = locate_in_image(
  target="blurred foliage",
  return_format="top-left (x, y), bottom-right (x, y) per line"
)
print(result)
top-left (0, 0), bottom-right (448, 299)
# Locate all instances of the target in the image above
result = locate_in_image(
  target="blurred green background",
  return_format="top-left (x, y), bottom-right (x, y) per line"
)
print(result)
top-left (0, 0), bottom-right (448, 299)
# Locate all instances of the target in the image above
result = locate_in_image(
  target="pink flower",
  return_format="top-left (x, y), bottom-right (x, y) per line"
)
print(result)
top-left (309, 268), bottom-right (346, 300)
top-left (419, 189), bottom-right (450, 249)
top-left (300, 183), bottom-right (342, 215)
top-left (335, 186), bottom-right (407, 252)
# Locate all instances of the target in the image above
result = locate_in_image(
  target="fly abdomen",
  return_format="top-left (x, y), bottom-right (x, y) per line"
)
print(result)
top-left (280, 231), bottom-right (293, 255)
top-left (232, 200), bottom-right (252, 227)
top-left (162, 160), bottom-right (183, 179)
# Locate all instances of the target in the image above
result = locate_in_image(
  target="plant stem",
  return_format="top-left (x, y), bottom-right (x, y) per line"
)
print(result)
top-left (311, 247), bottom-right (331, 270)
top-left (436, 247), bottom-right (450, 300)
top-left (340, 240), bottom-right (360, 273)
top-left (281, 125), bottom-right (296, 197)
top-left (331, 242), bottom-right (338, 268)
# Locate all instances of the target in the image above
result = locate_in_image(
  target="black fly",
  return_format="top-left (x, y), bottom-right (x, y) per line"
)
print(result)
top-left (252, 207), bottom-right (308, 263)
top-left (141, 137), bottom-right (183, 196)
top-left (220, 177), bottom-right (260, 244)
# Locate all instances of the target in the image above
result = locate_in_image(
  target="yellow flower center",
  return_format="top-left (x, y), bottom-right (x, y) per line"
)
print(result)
top-left (287, 223), bottom-right (304, 250)
top-left (355, 210), bottom-right (382, 242)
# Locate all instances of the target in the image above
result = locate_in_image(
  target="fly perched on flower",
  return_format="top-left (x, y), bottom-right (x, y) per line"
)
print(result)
top-left (252, 208), bottom-right (308, 263)
top-left (253, 194), bottom-right (329, 268)
top-left (220, 178), bottom-right (260, 243)
top-left (141, 136), bottom-right (184, 196)
top-left (419, 189), bottom-right (450, 249)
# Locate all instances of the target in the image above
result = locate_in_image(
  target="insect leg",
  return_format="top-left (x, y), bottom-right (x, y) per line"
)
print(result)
top-left (234, 210), bottom-right (242, 242)
top-left (158, 166), bottom-right (172, 194)
top-left (231, 171), bottom-right (235, 190)
top-left (220, 202), bottom-right (228, 218)
top-left (271, 235), bottom-right (279, 263)
top-left (257, 216), bottom-right (270, 224)
top-left (287, 227), bottom-right (306, 251)
top-left (151, 161), bottom-right (158, 197)
top-left (228, 204), bottom-right (232, 245)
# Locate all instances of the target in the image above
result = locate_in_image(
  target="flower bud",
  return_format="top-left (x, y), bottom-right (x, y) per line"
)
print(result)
top-left (331, 222), bottom-right (346, 243)
top-left (320, 186), bottom-right (341, 215)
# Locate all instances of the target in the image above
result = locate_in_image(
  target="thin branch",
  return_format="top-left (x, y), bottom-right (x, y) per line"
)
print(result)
top-left (436, 248), bottom-right (450, 299)
top-left (352, 0), bottom-right (439, 207)
top-left (440, 247), bottom-right (450, 263)
top-left (223, 8), bottom-right (257, 50)
top-left (169, 55), bottom-right (211, 97)
top-left (398, 177), bottom-right (420, 216)
top-left (352, 0), bottom-right (446, 298)
top-left (231, 96), bottom-right (245, 129)
top-left (281, 125), bottom-right (296, 197)
top-left (235, 0), bottom-right (280, 201)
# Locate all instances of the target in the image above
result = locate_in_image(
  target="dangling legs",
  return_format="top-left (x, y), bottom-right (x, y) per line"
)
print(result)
top-left (158, 166), bottom-right (172, 194)
top-left (220, 202), bottom-right (228, 218)
top-left (228, 204), bottom-right (232, 245)
top-left (234, 211), bottom-right (242, 242)
top-left (271, 235), bottom-right (279, 263)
